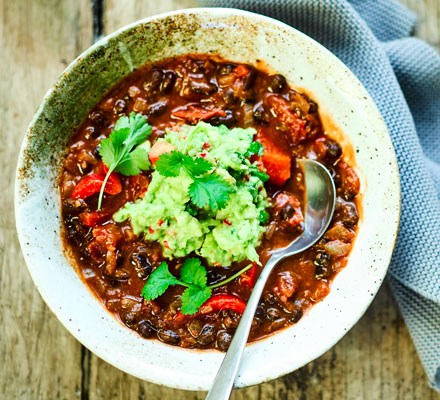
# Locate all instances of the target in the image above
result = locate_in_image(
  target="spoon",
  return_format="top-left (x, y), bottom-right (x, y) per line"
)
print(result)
top-left (205, 159), bottom-right (336, 400)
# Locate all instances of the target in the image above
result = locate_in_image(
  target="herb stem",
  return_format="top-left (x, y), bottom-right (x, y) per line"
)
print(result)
top-left (209, 263), bottom-right (254, 288)
top-left (97, 164), bottom-right (115, 210)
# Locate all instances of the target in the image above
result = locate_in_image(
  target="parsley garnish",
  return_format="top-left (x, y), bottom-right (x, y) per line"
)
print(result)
top-left (98, 112), bottom-right (152, 210)
top-left (155, 150), bottom-right (233, 211)
top-left (141, 258), bottom-right (254, 315)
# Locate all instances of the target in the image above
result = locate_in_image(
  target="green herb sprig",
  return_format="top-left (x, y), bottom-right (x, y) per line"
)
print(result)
top-left (141, 258), bottom-right (253, 315)
top-left (155, 150), bottom-right (233, 211)
top-left (98, 112), bottom-right (152, 210)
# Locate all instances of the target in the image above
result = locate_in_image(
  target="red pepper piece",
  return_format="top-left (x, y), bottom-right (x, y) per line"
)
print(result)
top-left (233, 65), bottom-right (250, 78)
top-left (199, 294), bottom-right (246, 315)
top-left (266, 95), bottom-right (307, 144)
top-left (79, 210), bottom-right (112, 226)
top-left (240, 262), bottom-right (257, 287)
top-left (71, 174), bottom-right (106, 199)
top-left (71, 169), bottom-right (121, 200)
top-left (101, 163), bottom-right (122, 194)
top-left (172, 105), bottom-right (226, 124)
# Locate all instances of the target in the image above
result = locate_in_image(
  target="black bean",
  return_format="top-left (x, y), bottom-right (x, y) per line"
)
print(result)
top-left (289, 308), bottom-right (303, 323)
top-left (216, 330), bottom-right (232, 351)
top-left (308, 101), bottom-right (318, 113)
top-left (323, 139), bottom-right (342, 161)
top-left (105, 268), bottom-right (130, 282)
top-left (218, 64), bottom-right (235, 75)
top-left (266, 307), bottom-right (281, 321)
top-left (196, 324), bottom-right (216, 347)
top-left (267, 74), bottom-right (287, 93)
top-left (242, 69), bottom-right (256, 90)
top-left (147, 100), bottom-right (168, 117)
top-left (188, 80), bottom-right (218, 95)
top-left (157, 329), bottom-right (180, 345)
top-left (88, 111), bottom-right (105, 126)
top-left (137, 320), bottom-right (155, 338)
top-left (253, 102), bottom-right (269, 124)
top-left (187, 319), bottom-right (204, 337)
top-left (122, 310), bottom-right (138, 327)
top-left (341, 203), bottom-right (359, 227)
top-left (114, 99), bottom-right (126, 113)
top-left (281, 204), bottom-right (295, 221)
top-left (143, 70), bottom-right (163, 92)
top-left (314, 252), bottom-right (332, 279)
top-left (207, 109), bottom-right (237, 128)
top-left (62, 198), bottom-right (88, 214)
top-left (222, 88), bottom-right (236, 105)
top-left (131, 252), bottom-right (153, 280)
top-left (207, 269), bottom-right (225, 285)
top-left (160, 71), bottom-right (176, 93)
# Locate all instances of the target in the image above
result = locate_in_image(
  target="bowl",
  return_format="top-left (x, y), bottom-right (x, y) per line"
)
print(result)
top-left (15, 8), bottom-right (400, 390)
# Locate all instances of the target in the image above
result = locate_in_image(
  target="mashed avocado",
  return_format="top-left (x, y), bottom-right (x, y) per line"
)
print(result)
top-left (113, 122), bottom-right (270, 266)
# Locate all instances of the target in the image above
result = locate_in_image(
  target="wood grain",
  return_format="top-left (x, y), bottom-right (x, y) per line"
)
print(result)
top-left (0, 0), bottom-right (92, 399)
top-left (1, 0), bottom-right (439, 398)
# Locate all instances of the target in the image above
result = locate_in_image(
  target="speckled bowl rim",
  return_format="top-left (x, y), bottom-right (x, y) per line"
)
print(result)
top-left (15, 8), bottom-right (400, 391)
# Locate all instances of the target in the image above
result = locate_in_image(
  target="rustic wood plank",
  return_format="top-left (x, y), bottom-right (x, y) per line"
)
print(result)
top-left (0, 0), bottom-right (93, 398)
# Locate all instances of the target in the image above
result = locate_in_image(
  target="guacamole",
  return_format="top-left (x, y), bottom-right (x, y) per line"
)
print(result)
top-left (113, 122), bottom-right (269, 266)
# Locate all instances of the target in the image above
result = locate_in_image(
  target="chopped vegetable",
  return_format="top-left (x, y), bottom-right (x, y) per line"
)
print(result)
top-left (172, 105), bottom-right (226, 124)
top-left (257, 131), bottom-right (291, 185)
top-left (240, 262), bottom-right (257, 287)
top-left (267, 95), bottom-right (307, 144)
top-left (199, 294), bottom-right (246, 314)
top-left (71, 172), bottom-right (121, 199)
top-left (149, 141), bottom-right (176, 166)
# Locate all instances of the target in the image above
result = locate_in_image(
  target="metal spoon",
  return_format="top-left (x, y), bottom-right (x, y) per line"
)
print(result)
top-left (206, 159), bottom-right (336, 400)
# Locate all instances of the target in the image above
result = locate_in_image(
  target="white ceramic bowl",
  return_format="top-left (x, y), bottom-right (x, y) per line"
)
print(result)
top-left (15, 8), bottom-right (400, 390)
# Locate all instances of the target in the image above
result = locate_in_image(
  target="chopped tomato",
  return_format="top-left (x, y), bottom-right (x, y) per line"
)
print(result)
top-left (79, 210), bottom-right (112, 226)
top-left (240, 262), bottom-right (257, 287)
top-left (101, 163), bottom-right (122, 192)
top-left (267, 95), bottom-right (307, 144)
top-left (199, 295), bottom-right (246, 315)
top-left (172, 105), bottom-right (226, 124)
top-left (149, 141), bottom-right (175, 166)
top-left (337, 161), bottom-right (360, 200)
top-left (233, 65), bottom-right (250, 78)
top-left (257, 130), bottom-right (291, 186)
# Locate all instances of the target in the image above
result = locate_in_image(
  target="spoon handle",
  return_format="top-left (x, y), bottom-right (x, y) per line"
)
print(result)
top-left (205, 255), bottom-right (280, 400)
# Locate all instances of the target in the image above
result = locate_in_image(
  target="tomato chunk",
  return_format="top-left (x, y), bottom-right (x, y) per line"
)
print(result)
top-left (267, 95), bottom-right (307, 144)
top-left (71, 166), bottom-right (121, 200)
top-left (172, 105), bottom-right (226, 124)
top-left (149, 141), bottom-right (176, 166)
top-left (257, 130), bottom-right (291, 186)
top-left (233, 65), bottom-right (250, 78)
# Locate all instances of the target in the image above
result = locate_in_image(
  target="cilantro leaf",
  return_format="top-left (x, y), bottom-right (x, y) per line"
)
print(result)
top-left (245, 141), bottom-right (264, 157)
top-left (180, 286), bottom-right (212, 315)
top-left (258, 210), bottom-right (269, 224)
top-left (185, 202), bottom-right (198, 217)
top-left (97, 112), bottom-right (152, 209)
top-left (182, 156), bottom-right (212, 176)
top-left (141, 262), bottom-right (181, 300)
top-left (251, 169), bottom-right (269, 182)
top-left (180, 258), bottom-right (207, 287)
top-left (155, 151), bottom-right (184, 177)
top-left (189, 174), bottom-right (233, 210)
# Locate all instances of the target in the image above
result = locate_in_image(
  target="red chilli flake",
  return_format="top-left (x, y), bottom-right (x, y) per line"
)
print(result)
top-left (158, 219), bottom-right (164, 226)
top-left (199, 153), bottom-right (207, 158)
top-left (223, 219), bottom-right (232, 226)
top-left (148, 227), bottom-right (154, 234)
top-left (202, 142), bottom-right (211, 150)
top-left (164, 240), bottom-right (170, 249)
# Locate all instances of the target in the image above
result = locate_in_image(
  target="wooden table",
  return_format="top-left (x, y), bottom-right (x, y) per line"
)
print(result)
top-left (1, 1), bottom-right (439, 398)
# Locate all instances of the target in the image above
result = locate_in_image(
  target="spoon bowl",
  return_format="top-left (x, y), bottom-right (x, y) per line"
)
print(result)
top-left (206, 159), bottom-right (336, 400)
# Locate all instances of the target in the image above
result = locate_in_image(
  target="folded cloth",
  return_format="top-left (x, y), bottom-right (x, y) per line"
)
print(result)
top-left (199, 0), bottom-right (440, 390)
